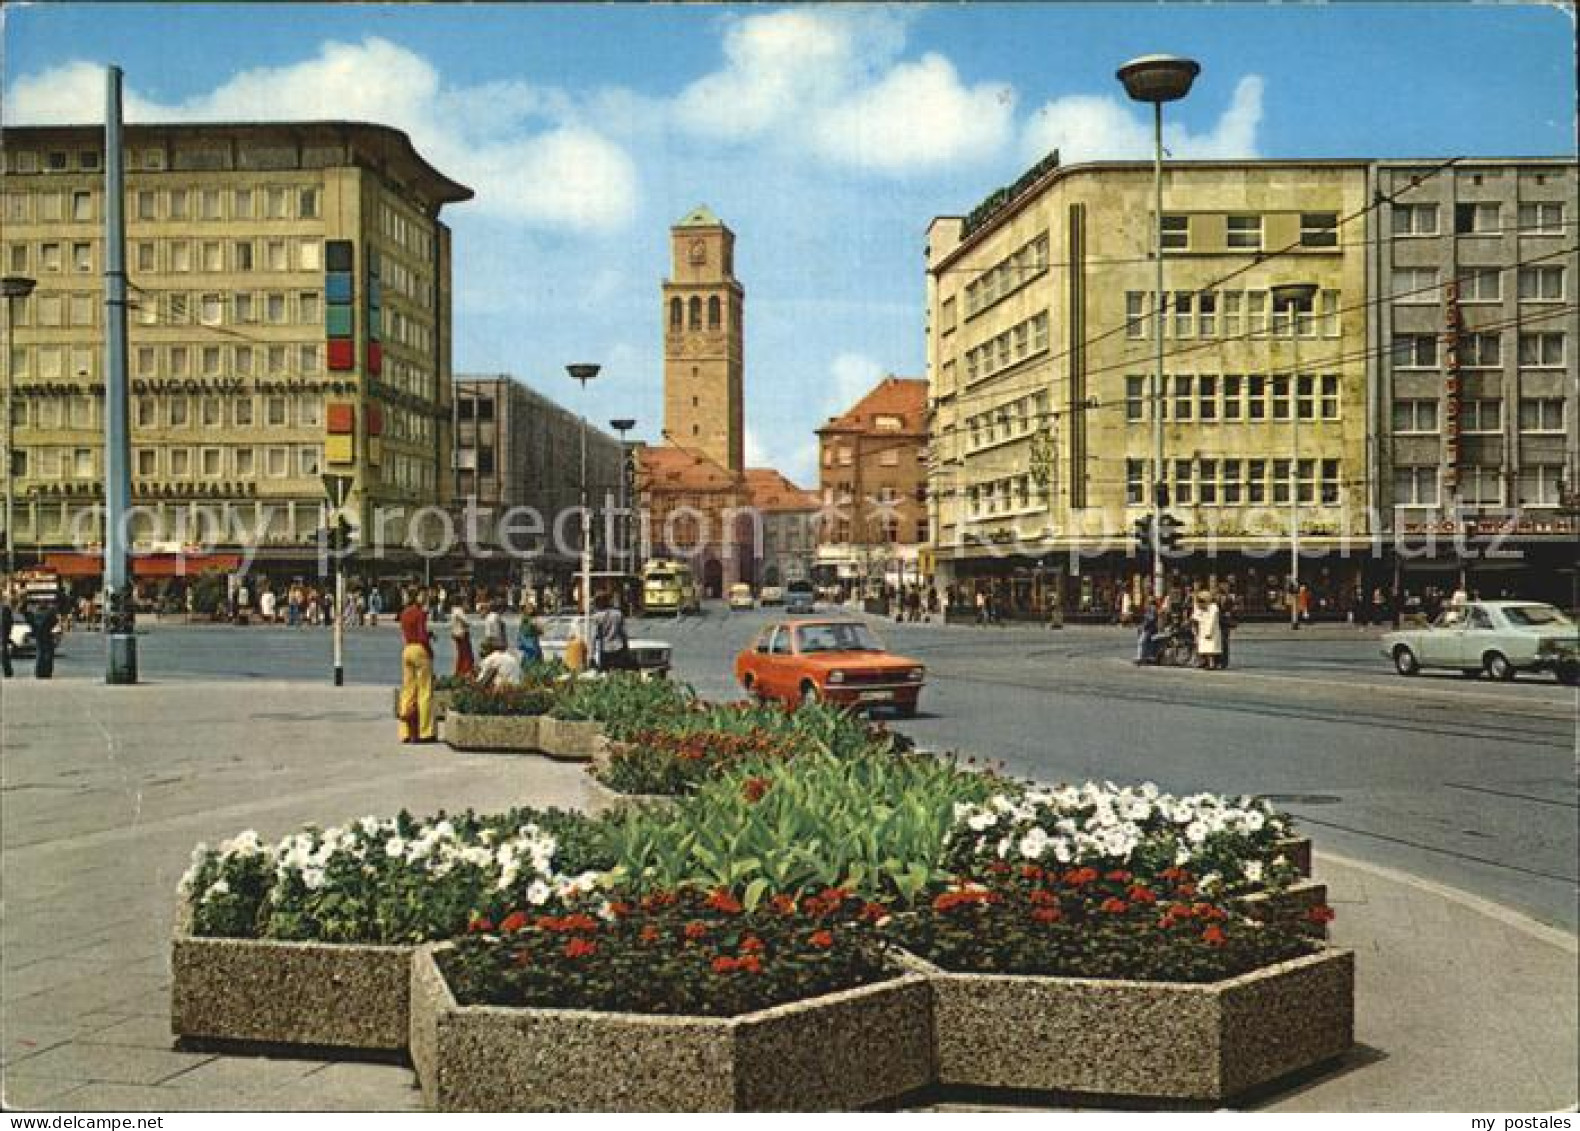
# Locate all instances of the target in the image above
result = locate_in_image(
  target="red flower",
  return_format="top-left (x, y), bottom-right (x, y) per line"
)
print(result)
top-left (1306, 904), bottom-right (1337, 924)
top-left (809, 929), bottom-right (834, 949)
top-left (467, 915), bottom-right (494, 934)
top-left (1193, 902), bottom-right (1227, 922)
top-left (683, 921), bottom-right (709, 941)
top-left (1099, 897), bottom-right (1129, 914)
top-left (986, 860), bottom-right (1012, 875)
top-left (859, 901), bottom-right (889, 923)
top-left (712, 954), bottom-right (764, 975)
top-left (705, 889), bottom-right (743, 914)
top-left (1020, 864), bottom-right (1044, 880)
top-left (1028, 888), bottom-right (1059, 907)
top-left (1168, 901), bottom-right (1195, 920)
top-left (1161, 866), bottom-right (1192, 884)
top-left (741, 776), bottom-right (773, 803)
top-left (1031, 907), bottom-right (1062, 924)
top-left (606, 901), bottom-right (634, 918)
top-left (1176, 883), bottom-right (1198, 898)
top-left (769, 894), bottom-right (799, 916)
top-left (1063, 867), bottom-right (1099, 887)
top-left (563, 937), bottom-right (598, 959)
top-left (1105, 869), bottom-right (1132, 884)
top-left (499, 911), bottom-right (529, 934)
top-left (932, 888), bottom-right (994, 914)
top-left (640, 925), bottom-right (661, 943)
top-left (711, 955), bottom-right (736, 974)
top-left (1126, 885), bottom-right (1158, 905)
top-left (1201, 925), bottom-right (1227, 947)
top-left (739, 934), bottom-right (765, 954)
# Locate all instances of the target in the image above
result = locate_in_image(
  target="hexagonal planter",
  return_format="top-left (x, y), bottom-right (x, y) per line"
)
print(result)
top-left (442, 712), bottom-right (544, 753)
top-left (171, 904), bottom-right (413, 1053)
top-left (1236, 878), bottom-right (1330, 937)
top-left (904, 946), bottom-right (1353, 1103)
top-left (581, 775), bottom-right (679, 819)
top-left (540, 717), bottom-right (604, 761)
top-left (409, 944), bottom-right (934, 1111)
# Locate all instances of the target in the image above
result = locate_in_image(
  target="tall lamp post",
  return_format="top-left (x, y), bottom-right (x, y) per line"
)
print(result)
top-left (1118, 54), bottom-right (1199, 604)
top-left (608, 417), bottom-right (636, 576)
top-left (1271, 283), bottom-right (1318, 630)
top-left (2, 274), bottom-right (37, 581)
top-left (567, 364), bottom-right (600, 653)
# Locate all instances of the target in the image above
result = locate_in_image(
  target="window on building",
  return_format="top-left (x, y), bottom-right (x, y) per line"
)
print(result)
top-left (235, 398), bottom-right (254, 426)
top-left (169, 396), bottom-right (189, 426)
top-left (200, 293), bottom-right (223, 326)
top-left (1198, 374), bottom-right (1218, 421)
top-left (1125, 375), bottom-right (1146, 422)
top-left (1246, 374), bottom-right (1266, 421)
top-left (40, 243), bottom-right (62, 273)
top-left (1457, 268), bottom-right (1501, 302)
top-left (1392, 334), bottom-right (1438, 368)
top-left (1518, 398), bottom-right (1564, 433)
top-left (136, 190), bottom-right (157, 221)
top-left (1219, 374), bottom-right (1242, 421)
top-left (1518, 464), bottom-right (1563, 508)
top-left (201, 447), bottom-right (221, 478)
top-left (1462, 400), bottom-right (1503, 434)
top-left (70, 241), bottom-right (92, 273)
top-left (1299, 212), bottom-right (1338, 248)
top-left (1392, 398), bottom-right (1438, 434)
top-left (1320, 459), bottom-right (1341, 505)
top-left (688, 296), bottom-right (701, 330)
top-left (1296, 374), bottom-right (1316, 420)
top-left (1197, 292), bottom-right (1217, 336)
top-left (1173, 459), bottom-right (1194, 505)
top-left (266, 447), bottom-right (288, 477)
top-left (265, 187), bottom-right (288, 219)
top-left (1392, 204), bottom-right (1439, 237)
top-left (1319, 374), bottom-right (1340, 420)
top-left (234, 447), bottom-right (255, 478)
top-left (1392, 267), bottom-right (1438, 304)
top-left (266, 397), bottom-right (288, 426)
top-left (1125, 459), bottom-right (1145, 506)
top-left (265, 293), bottom-right (286, 323)
top-left (1271, 458), bottom-right (1292, 505)
top-left (200, 397), bottom-right (222, 427)
top-left (1518, 201), bottom-right (1564, 235)
top-left (1460, 332), bottom-right (1501, 368)
top-left (299, 446), bottom-right (321, 476)
top-left (135, 398), bottom-right (156, 428)
top-left (169, 190), bottom-right (188, 221)
top-left (1518, 332), bottom-right (1564, 367)
top-left (1198, 459), bottom-right (1218, 505)
top-left (298, 188), bottom-right (320, 219)
top-left (1245, 459), bottom-right (1267, 504)
top-left (73, 448), bottom-right (94, 479)
top-left (79, 150), bottom-right (100, 171)
top-left (68, 295), bottom-right (93, 327)
top-left (299, 291), bottom-right (321, 325)
top-left (1173, 291), bottom-right (1194, 338)
top-left (136, 449), bottom-right (157, 477)
top-left (170, 448), bottom-right (190, 477)
top-left (1172, 375), bottom-right (1193, 421)
top-left (1226, 214), bottom-right (1262, 250)
top-left (1454, 202), bottom-right (1499, 235)
top-left (71, 191), bottom-right (93, 222)
top-left (265, 240), bottom-right (287, 271)
top-left (1460, 465), bottom-right (1503, 506)
top-left (267, 346), bottom-right (287, 375)
top-left (1296, 457), bottom-right (1318, 505)
top-left (1518, 266), bottom-right (1564, 302)
top-left (201, 346), bottom-right (222, 378)
top-left (1220, 459), bottom-right (1243, 505)
top-left (299, 240), bottom-right (320, 271)
top-left (1271, 375), bottom-right (1291, 420)
top-left (1125, 291), bottom-right (1147, 339)
top-left (1160, 214), bottom-right (1188, 250)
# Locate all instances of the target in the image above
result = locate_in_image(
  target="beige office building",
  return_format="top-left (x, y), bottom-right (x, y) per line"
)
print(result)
top-left (926, 158), bottom-right (1370, 619)
top-left (1, 121), bottom-right (470, 585)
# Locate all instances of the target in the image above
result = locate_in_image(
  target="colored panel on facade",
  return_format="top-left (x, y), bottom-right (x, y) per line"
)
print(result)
top-left (327, 339), bottom-right (355, 371)
top-left (365, 403), bottom-right (384, 437)
top-left (369, 278), bottom-right (382, 310)
top-left (367, 340), bottom-right (383, 375)
top-left (325, 240), bottom-right (354, 272)
top-left (367, 437), bottom-right (383, 466)
top-left (325, 305), bottom-right (354, 338)
top-left (326, 402), bottom-right (355, 434)
top-left (326, 274), bottom-right (354, 305)
top-left (325, 434), bottom-right (355, 464)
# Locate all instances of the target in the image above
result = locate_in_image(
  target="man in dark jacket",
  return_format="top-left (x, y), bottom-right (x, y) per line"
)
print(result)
top-left (26, 598), bottom-right (59, 679)
top-left (1, 586), bottom-right (14, 678)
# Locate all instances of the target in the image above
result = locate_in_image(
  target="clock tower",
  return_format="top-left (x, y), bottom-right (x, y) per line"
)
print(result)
top-left (662, 205), bottom-right (744, 473)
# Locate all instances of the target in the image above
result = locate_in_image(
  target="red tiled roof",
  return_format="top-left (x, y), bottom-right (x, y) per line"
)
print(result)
top-left (744, 468), bottom-right (819, 513)
top-left (819, 376), bottom-right (928, 435)
top-left (635, 444), bottom-right (739, 492)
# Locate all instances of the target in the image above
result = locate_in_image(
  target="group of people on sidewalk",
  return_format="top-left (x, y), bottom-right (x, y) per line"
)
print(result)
top-left (396, 589), bottom-right (634, 744)
top-left (1134, 590), bottom-right (1235, 670)
top-left (0, 582), bottom-right (61, 680)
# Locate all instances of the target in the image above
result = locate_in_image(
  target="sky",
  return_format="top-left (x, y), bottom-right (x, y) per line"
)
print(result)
top-left (3, 2), bottom-right (1575, 484)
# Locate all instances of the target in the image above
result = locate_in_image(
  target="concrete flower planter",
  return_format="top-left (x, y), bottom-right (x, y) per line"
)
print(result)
top-left (582, 774), bottom-right (679, 819)
top-left (170, 904), bottom-right (412, 1053)
top-left (1236, 878), bottom-right (1330, 937)
top-left (1272, 836), bottom-right (1313, 878)
top-left (906, 946), bottom-right (1353, 1103)
top-left (410, 944), bottom-right (933, 1111)
top-left (540, 717), bottom-right (604, 762)
top-left (443, 712), bottom-right (544, 753)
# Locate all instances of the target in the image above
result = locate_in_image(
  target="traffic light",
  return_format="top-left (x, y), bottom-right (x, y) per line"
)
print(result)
top-left (1157, 513), bottom-right (1184, 555)
top-left (1133, 514), bottom-right (1153, 555)
top-left (326, 515), bottom-right (354, 554)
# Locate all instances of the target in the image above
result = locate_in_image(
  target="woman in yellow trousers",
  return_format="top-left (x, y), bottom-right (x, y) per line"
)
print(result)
top-left (398, 590), bottom-right (437, 742)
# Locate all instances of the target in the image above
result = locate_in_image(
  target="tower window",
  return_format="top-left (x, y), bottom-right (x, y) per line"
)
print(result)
top-left (708, 295), bottom-right (721, 329)
top-left (669, 297), bottom-right (681, 329)
top-left (688, 296), bottom-right (702, 330)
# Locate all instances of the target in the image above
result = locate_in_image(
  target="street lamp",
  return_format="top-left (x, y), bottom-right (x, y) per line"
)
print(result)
top-left (2, 275), bottom-right (37, 581)
top-left (1271, 282), bottom-right (1319, 631)
top-left (608, 417), bottom-right (636, 575)
top-left (1118, 54), bottom-right (1200, 605)
top-left (567, 364), bottom-right (600, 655)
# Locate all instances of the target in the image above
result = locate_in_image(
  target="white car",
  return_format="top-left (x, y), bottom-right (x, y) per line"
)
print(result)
top-left (535, 613), bottom-right (672, 677)
top-left (759, 585), bottom-right (784, 606)
top-left (1381, 601), bottom-right (1579, 684)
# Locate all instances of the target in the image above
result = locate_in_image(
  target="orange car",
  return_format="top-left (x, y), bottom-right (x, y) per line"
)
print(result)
top-left (734, 619), bottom-right (926, 717)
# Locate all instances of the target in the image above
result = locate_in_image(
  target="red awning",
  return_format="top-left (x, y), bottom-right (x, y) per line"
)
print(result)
top-left (43, 552), bottom-right (243, 579)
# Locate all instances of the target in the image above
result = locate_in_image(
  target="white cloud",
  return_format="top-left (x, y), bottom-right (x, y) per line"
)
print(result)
top-left (828, 352), bottom-right (886, 416)
top-left (1022, 75), bottom-right (1266, 163)
top-left (673, 8), bottom-right (1005, 176)
top-left (3, 38), bottom-right (638, 231)
top-left (814, 54), bottom-right (1014, 173)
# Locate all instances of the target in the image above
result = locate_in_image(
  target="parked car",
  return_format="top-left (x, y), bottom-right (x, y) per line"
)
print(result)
top-left (536, 613), bottom-right (672, 678)
top-left (785, 580), bottom-right (817, 614)
top-left (758, 585), bottom-right (784, 606)
top-left (1381, 601), bottom-right (1579, 684)
top-left (727, 583), bottom-right (755, 611)
top-left (734, 618), bottom-right (925, 716)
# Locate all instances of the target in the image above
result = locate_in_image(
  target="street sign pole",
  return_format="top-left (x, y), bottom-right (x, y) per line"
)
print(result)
top-left (322, 473), bottom-right (352, 687)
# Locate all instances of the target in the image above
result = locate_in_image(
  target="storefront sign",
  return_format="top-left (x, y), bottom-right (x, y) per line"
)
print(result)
top-left (1442, 281), bottom-right (1462, 493)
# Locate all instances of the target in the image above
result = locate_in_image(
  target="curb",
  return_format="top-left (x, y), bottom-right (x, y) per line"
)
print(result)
top-left (1314, 848), bottom-right (1579, 954)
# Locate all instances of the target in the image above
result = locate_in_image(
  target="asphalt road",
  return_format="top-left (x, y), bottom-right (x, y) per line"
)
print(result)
top-left (27, 603), bottom-right (1580, 930)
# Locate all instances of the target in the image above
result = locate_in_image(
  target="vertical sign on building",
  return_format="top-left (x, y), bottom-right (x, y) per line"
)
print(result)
top-left (366, 248), bottom-right (382, 377)
top-left (1442, 279), bottom-right (1462, 495)
top-left (324, 240), bottom-right (356, 465)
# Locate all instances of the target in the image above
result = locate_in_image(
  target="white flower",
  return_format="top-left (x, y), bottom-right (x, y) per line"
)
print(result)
top-left (1244, 860), bottom-right (1264, 884)
top-left (1018, 828), bottom-right (1051, 861)
top-left (967, 810), bottom-right (998, 832)
top-left (385, 837), bottom-right (407, 859)
top-left (301, 866), bottom-right (327, 891)
top-left (1186, 821), bottom-right (1210, 845)
top-left (525, 880), bottom-right (552, 906)
top-left (1244, 810), bottom-right (1265, 832)
top-left (201, 879), bottom-right (230, 903)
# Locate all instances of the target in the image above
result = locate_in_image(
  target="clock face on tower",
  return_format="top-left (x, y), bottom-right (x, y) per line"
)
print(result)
top-left (688, 238), bottom-right (707, 266)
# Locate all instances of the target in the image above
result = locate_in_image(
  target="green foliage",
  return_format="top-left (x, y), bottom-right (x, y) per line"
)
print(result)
top-left (188, 571), bottom-right (228, 616)
top-left (546, 674), bottom-right (695, 736)
top-left (594, 728), bottom-right (802, 797)
top-left (448, 682), bottom-right (556, 717)
top-left (439, 888), bottom-right (892, 1017)
top-left (605, 750), bottom-right (1002, 905)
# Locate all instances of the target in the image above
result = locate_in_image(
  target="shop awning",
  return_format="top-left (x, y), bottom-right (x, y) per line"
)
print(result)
top-left (43, 552), bottom-right (243, 579)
